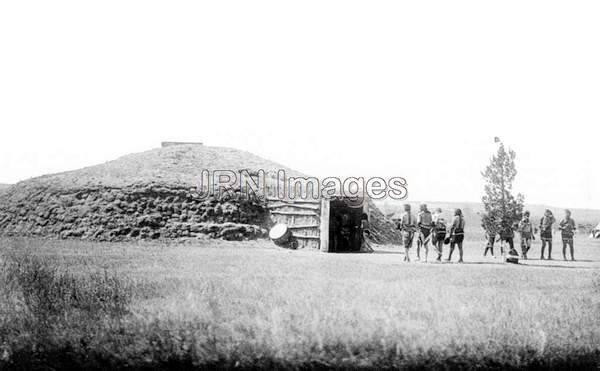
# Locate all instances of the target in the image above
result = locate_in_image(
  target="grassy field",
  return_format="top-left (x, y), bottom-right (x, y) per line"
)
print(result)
top-left (1, 236), bottom-right (599, 370)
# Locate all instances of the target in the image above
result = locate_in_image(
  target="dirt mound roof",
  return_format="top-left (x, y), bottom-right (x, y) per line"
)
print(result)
top-left (0, 184), bottom-right (10, 195)
top-left (0, 145), bottom-right (399, 245)
top-left (18, 145), bottom-right (304, 192)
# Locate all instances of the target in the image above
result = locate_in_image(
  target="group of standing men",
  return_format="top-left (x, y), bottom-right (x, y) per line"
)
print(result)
top-left (394, 205), bottom-right (578, 263)
top-left (485, 209), bottom-right (577, 261)
top-left (393, 204), bottom-right (465, 263)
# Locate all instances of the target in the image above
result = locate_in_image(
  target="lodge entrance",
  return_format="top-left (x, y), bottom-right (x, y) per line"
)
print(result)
top-left (328, 199), bottom-right (363, 252)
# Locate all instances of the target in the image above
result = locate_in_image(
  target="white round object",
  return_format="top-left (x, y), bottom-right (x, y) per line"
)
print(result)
top-left (269, 223), bottom-right (289, 240)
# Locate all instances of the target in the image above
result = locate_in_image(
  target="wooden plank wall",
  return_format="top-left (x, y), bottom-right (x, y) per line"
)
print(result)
top-left (267, 198), bottom-right (321, 249)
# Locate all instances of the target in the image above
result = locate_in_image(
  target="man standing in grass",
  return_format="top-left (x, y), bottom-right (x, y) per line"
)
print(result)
top-left (395, 204), bottom-right (416, 262)
top-left (517, 211), bottom-right (534, 259)
top-left (500, 222), bottom-right (517, 257)
top-left (432, 208), bottom-right (446, 262)
top-left (483, 228), bottom-right (497, 257)
top-left (416, 204), bottom-right (433, 262)
top-left (539, 209), bottom-right (555, 260)
top-left (446, 208), bottom-right (465, 263)
top-left (558, 209), bottom-right (576, 261)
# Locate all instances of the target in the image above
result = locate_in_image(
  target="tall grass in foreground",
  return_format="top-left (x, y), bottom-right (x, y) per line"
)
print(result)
top-left (0, 251), bottom-right (212, 370)
top-left (0, 252), bottom-right (134, 368)
top-left (0, 242), bottom-right (599, 370)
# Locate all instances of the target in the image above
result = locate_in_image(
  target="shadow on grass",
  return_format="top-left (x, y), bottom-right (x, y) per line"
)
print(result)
top-left (525, 258), bottom-right (597, 263)
top-left (372, 250), bottom-right (405, 255)
top-left (454, 261), bottom-right (599, 270)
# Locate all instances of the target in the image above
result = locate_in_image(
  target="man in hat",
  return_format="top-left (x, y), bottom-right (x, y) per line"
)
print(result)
top-left (558, 209), bottom-right (576, 261)
top-left (416, 203), bottom-right (434, 262)
top-left (396, 204), bottom-right (416, 262)
top-left (517, 211), bottom-right (534, 259)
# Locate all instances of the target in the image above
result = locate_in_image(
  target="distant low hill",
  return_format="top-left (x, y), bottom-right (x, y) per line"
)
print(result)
top-left (375, 200), bottom-right (600, 238)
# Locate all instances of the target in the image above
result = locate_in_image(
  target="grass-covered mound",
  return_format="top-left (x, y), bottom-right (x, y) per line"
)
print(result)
top-left (0, 145), bottom-right (299, 241)
top-left (0, 145), bottom-right (400, 244)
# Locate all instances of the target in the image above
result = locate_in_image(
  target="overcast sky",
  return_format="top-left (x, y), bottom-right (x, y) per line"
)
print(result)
top-left (1, 1), bottom-right (599, 209)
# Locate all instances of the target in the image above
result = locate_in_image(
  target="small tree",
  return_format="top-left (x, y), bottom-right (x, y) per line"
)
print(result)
top-left (481, 140), bottom-right (524, 237)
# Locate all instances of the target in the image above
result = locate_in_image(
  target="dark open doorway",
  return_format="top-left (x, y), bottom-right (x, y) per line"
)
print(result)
top-left (328, 199), bottom-right (363, 252)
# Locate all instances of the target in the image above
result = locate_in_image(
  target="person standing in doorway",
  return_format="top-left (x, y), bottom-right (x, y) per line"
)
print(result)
top-left (339, 213), bottom-right (352, 252)
top-left (329, 214), bottom-right (340, 252)
top-left (360, 212), bottom-right (374, 252)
